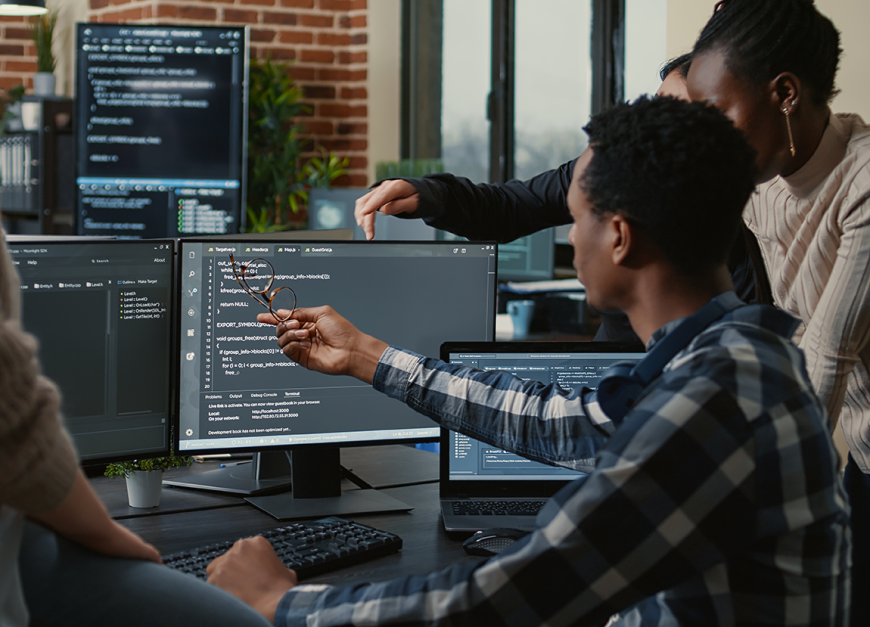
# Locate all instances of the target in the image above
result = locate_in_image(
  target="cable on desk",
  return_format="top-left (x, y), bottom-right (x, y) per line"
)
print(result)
top-left (340, 465), bottom-right (375, 490)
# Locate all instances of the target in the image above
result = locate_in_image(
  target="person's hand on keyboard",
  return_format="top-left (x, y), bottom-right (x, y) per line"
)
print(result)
top-left (207, 536), bottom-right (298, 623)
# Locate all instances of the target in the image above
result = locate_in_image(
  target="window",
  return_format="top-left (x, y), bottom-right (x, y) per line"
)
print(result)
top-left (514, 0), bottom-right (591, 181)
top-left (403, 0), bottom-right (625, 185)
top-left (441, 0), bottom-right (491, 182)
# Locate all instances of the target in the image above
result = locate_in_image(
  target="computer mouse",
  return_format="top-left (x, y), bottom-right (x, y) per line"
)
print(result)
top-left (462, 528), bottom-right (528, 557)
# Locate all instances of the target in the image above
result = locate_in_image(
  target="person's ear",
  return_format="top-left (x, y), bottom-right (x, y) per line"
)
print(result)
top-left (610, 214), bottom-right (633, 266)
top-left (771, 72), bottom-right (801, 114)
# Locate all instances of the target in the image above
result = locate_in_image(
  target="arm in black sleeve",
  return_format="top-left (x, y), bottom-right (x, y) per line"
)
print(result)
top-left (728, 225), bottom-right (770, 305)
top-left (386, 159), bottom-right (576, 243)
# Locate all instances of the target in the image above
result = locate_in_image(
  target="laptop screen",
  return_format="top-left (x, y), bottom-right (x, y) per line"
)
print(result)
top-left (440, 342), bottom-right (645, 487)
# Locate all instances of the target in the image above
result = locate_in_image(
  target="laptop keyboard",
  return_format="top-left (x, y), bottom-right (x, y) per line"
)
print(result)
top-left (162, 517), bottom-right (402, 580)
top-left (451, 500), bottom-right (546, 516)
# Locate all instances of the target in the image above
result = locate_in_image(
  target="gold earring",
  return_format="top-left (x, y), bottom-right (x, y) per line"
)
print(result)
top-left (783, 107), bottom-right (796, 157)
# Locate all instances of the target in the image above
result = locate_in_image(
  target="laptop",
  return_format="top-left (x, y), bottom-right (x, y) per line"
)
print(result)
top-left (438, 340), bottom-right (645, 532)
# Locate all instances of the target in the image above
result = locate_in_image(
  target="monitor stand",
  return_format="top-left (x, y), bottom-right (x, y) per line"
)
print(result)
top-left (245, 447), bottom-right (414, 521)
top-left (163, 451), bottom-right (293, 496)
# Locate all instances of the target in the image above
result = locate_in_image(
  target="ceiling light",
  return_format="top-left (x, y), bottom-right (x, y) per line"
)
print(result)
top-left (0, 0), bottom-right (47, 17)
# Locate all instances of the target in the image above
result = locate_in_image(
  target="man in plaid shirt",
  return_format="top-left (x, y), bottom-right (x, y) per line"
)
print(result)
top-left (209, 97), bottom-right (851, 626)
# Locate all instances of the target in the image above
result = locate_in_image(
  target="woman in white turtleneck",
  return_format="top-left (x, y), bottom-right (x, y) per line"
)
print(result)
top-left (688, 2), bottom-right (870, 625)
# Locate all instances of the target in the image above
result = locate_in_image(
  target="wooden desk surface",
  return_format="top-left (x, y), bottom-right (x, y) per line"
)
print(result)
top-left (94, 445), bottom-right (482, 586)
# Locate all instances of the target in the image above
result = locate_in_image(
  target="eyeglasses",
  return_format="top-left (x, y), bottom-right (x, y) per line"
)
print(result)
top-left (229, 254), bottom-right (297, 322)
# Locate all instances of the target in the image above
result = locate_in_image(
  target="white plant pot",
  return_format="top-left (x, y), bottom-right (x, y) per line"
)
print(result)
top-left (33, 72), bottom-right (56, 97)
top-left (125, 470), bottom-right (165, 508)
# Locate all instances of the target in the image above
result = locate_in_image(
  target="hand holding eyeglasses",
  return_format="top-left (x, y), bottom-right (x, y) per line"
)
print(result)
top-left (257, 306), bottom-right (388, 384)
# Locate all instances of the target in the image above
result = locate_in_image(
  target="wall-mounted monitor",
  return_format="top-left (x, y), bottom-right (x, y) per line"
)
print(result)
top-left (74, 23), bottom-right (248, 238)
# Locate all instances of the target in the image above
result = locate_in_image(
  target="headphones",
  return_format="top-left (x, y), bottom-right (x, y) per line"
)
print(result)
top-left (596, 292), bottom-right (743, 422)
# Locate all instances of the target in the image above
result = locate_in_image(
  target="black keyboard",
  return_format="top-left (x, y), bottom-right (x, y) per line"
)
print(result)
top-left (162, 517), bottom-right (402, 580)
top-left (452, 500), bottom-right (546, 516)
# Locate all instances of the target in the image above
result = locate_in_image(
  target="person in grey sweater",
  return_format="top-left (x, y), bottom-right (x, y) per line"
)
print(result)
top-left (0, 226), bottom-right (270, 627)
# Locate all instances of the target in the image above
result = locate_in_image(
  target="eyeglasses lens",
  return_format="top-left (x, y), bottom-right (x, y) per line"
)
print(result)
top-left (269, 287), bottom-right (296, 320)
top-left (241, 260), bottom-right (273, 293)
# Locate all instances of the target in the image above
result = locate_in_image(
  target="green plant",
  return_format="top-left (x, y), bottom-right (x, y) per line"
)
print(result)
top-left (104, 449), bottom-right (192, 479)
top-left (246, 57), bottom-right (352, 233)
top-left (303, 149), bottom-right (350, 190)
top-left (30, 11), bottom-right (57, 73)
top-left (0, 84), bottom-right (25, 136)
top-left (247, 56), bottom-right (309, 232)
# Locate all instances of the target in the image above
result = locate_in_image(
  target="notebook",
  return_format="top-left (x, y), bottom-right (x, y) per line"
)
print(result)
top-left (438, 341), bottom-right (645, 532)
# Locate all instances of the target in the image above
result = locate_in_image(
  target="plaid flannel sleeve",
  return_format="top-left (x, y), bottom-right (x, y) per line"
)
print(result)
top-left (276, 328), bottom-right (849, 627)
top-left (276, 358), bottom-right (755, 626)
top-left (371, 346), bottom-right (616, 471)
top-left (277, 336), bottom-right (847, 626)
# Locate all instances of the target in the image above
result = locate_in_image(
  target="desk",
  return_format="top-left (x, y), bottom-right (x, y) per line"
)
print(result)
top-left (91, 445), bottom-right (483, 586)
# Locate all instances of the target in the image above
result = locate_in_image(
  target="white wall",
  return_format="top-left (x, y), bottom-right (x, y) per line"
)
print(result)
top-left (367, 0), bottom-right (402, 185)
top-left (625, 0), bottom-right (668, 100)
top-left (666, 0), bottom-right (869, 117)
top-left (664, 0), bottom-right (714, 63)
top-left (49, 0), bottom-right (89, 97)
top-left (815, 0), bottom-right (870, 117)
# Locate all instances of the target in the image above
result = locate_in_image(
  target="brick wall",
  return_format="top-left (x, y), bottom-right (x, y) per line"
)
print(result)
top-left (0, 0), bottom-right (369, 189)
top-left (0, 17), bottom-right (36, 91)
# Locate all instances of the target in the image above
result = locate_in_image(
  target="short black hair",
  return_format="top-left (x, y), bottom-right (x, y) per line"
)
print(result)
top-left (659, 53), bottom-right (692, 82)
top-left (580, 96), bottom-right (758, 275)
top-left (693, 0), bottom-right (841, 105)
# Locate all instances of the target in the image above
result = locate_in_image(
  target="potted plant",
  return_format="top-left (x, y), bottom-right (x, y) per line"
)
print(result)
top-left (29, 11), bottom-right (57, 97)
top-left (104, 450), bottom-right (192, 508)
top-left (246, 56), bottom-right (350, 232)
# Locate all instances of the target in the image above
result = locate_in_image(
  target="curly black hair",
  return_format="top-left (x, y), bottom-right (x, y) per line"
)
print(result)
top-left (580, 96), bottom-right (758, 275)
top-left (693, 0), bottom-right (841, 106)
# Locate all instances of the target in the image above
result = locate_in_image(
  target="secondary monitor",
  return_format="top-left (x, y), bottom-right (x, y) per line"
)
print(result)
top-left (307, 189), bottom-right (553, 279)
top-left (74, 23), bottom-right (249, 238)
top-left (7, 238), bottom-right (175, 463)
top-left (173, 239), bottom-right (498, 519)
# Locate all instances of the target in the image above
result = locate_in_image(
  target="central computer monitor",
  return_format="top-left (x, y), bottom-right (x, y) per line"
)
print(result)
top-left (7, 237), bottom-right (175, 463)
top-left (173, 239), bottom-right (497, 519)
